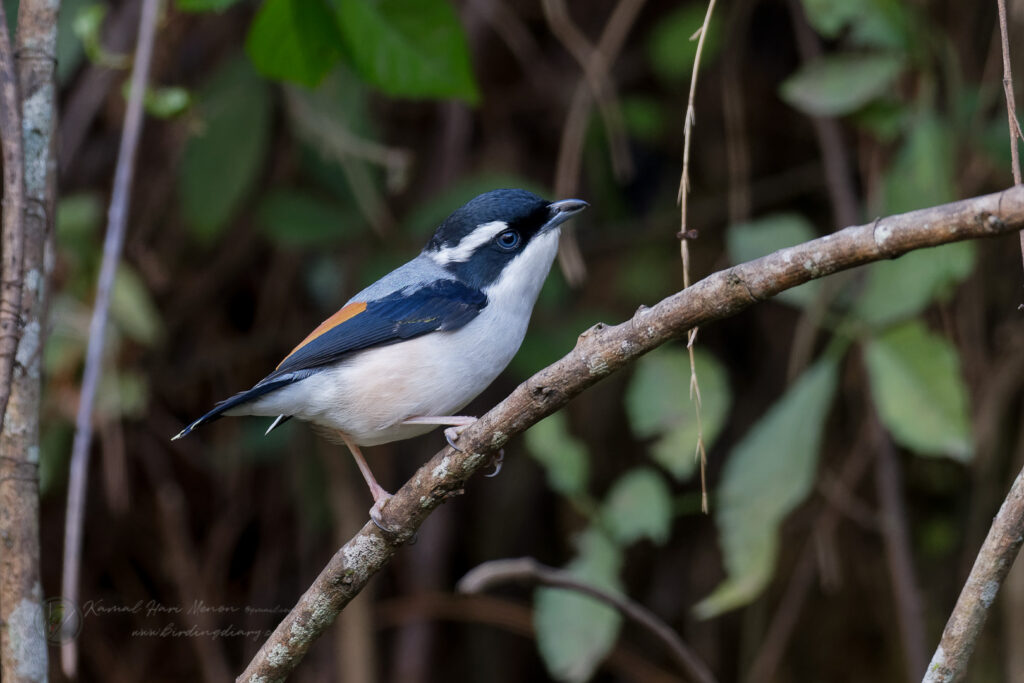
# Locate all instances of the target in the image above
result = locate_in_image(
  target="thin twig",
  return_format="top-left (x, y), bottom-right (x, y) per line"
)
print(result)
top-left (458, 557), bottom-right (716, 683)
top-left (552, 0), bottom-right (647, 285)
top-left (996, 0), bottom-right (1024, 272)
top-left (541, 0), bottom-right (633, 180)
top-left (238, 186), bottom-right (1024, 683)
top-left (747, 429), bottom-right (875, 683)
top-left (677, 0), bottom-right (717, 513)
top-left (0, 0), bottom-right (25, 435)
top-left (924, 465), bottom-right (1024, 682)
top-left (787, 0), bottom-right (859, 228)
top-left (376, 592), bottom-right (681, 683)
top-left (62, 0), bottom-right (161, 676)
top-left (282, 86), bottom-right (405, 234)
top-left (872, 413), bottom-right (928, 681)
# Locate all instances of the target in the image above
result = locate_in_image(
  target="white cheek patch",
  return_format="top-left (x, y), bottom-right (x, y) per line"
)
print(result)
top-left (429, 220), bottom-right (508, 265)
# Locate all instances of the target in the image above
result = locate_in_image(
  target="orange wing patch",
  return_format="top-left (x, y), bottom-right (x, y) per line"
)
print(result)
top-left (277, 301), bottom-right (367, 369)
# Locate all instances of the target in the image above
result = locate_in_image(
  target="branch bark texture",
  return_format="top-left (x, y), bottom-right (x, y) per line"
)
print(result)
top-left (0, 0), bottom-right (25, 435)
top-left (239, 186), bottom-right (1024, 682)
top-left (923, 465), bottom-right (1024, 682)
top-left (0, 0), bottom-right (59, 681)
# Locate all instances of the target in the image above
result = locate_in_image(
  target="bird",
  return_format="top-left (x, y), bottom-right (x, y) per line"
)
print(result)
top-left (173, 188), bottom-right (588, 527)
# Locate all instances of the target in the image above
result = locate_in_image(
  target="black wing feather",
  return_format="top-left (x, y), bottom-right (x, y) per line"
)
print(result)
top-left (271, 279), bottom-right (487, 377)
top-left (173, 280), bottom-right (487, 439)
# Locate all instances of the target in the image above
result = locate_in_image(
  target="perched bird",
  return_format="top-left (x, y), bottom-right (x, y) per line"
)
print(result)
top-left (173, 189), bottom-right (588, 526)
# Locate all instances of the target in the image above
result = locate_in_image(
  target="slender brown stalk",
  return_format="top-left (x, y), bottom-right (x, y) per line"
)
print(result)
top-left (996, 0), bottom-right (1024, 270)
top-left (677, 0), bottom-right (718, 513)
top-left (924, 465), bottom-right (1024, 682)
top-left (873, 416), bottom-right (927, 680)
top-left (62, 0), bottom-right (161, 676)
top-left (551, 0), bottom-right (646, 285)
top-left (239, 186), bottom-right (1024, 683)
top-left (458, 557), bottom-right (717, 683)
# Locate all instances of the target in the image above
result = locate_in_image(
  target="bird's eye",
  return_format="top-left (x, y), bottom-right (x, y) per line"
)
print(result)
top-left (496, 230), bottom-right (521, 250)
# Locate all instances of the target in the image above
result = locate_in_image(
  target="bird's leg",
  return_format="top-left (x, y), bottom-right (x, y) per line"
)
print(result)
top-left (339, 432), bottom-right (393, 528)
top-left (400, 415), bottom-right (476, 451)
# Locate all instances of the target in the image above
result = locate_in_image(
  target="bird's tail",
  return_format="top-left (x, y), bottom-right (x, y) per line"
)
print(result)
top-left (171, 378), bottom-right (297, 441)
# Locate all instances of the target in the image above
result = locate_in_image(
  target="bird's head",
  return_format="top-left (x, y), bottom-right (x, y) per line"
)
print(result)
top-left (424, 189), bottom-right (588, 291)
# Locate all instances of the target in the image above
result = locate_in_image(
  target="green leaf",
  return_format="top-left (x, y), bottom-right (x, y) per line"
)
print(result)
top-left (625, 347), bottom-right (731, 481)
top-left (121, 82), bottom-right (192, 119)
top-left (110, 265), bottom-right (163, 346)
top-left (726, 213), bottom-right (821, 307)
top-left (73, 3), bottom-right (129, 69)
top-left (524, 412), bottom-right (589, 497)
top-left (57, 0), bottom-right (91, 83)
top-left (647, 4), bottom-right (721, 83)
top-left (780, 53), bottom-right (904, 117)
top-left (176, 0), bottom-right (243, 12)
top-left (864, 322), bottom-right (971, 461)
top-left (246, 0), bottom-right (344, 87)
top-left (881, 113), bottom-right (955, 215)
top-left (144, 87), bottom-right (191, 118)
top-left (696, 356), bottom-right (839, 618)
top-left (853, 114), bottom-right (973, 327)
top-left (601, 468), bottom-right (673, 545)
top-left (800, 0), bottom-right (870, 37)
top-left (331, 0), bottom-right (479, 102)
top-left (255, 190), bottom-right (361, 248)
top-left (179, 56), bottom-right (272, 243)
top-left (853, 243), bottom-right (975, 328)
top-left (535, 527), bottom-right (623, 682)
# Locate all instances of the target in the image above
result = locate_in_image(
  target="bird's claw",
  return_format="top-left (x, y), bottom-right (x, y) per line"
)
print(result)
top-left (369, 493), bottom-right (396, 534)
top-left (484, 449), bottom-right (505, 478)
top-left (444, 425), bottom-right (467, 451)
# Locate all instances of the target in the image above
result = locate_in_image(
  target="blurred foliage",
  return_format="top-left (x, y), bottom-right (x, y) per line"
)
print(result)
top-left (41, 0), bottom-right (1023, 680)
top-left (625, 346), bottom-right (731, 480)
top-left (697, 356), bottom-right (839, 618)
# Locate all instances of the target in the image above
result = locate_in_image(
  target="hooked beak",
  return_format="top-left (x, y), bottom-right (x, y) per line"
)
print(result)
top-left (543, 198), bottom-right (589, 231)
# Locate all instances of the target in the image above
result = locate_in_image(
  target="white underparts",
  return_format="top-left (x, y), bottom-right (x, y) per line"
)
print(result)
top-left (233, 227), bottom-right (562, 447)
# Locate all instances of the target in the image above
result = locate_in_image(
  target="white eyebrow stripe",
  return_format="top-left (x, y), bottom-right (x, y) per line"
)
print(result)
top-left (430, 221), bottom-right (508, 265)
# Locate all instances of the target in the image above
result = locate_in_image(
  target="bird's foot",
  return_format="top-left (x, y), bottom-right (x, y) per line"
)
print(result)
top-left (484, 449), bottom-right (505, 478)
top-left (444, 425), bottom-right (468, 451)
top-left (369, 492), bottom-right (396, 533)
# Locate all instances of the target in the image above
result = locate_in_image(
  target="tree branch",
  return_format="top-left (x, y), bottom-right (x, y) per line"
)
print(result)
top-left (0, 0), bottom-right (59, 680)
top-left (923, 465), bottom-right (1024, 682)
top-left (0, 0), bottom-right (25, 435)
top-left (62, 0), bottom-right (160, 675)
top-left (238, 186), bottom-right (1024, 682)
top-left (457, 557), bottom-right (716, 683)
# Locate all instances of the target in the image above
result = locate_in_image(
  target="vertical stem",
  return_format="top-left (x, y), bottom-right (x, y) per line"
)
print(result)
top-left (62, 0), bottom-right (161, 676)
top-left (924, 467), bottom-right (1024, 682)
top-left (873, 422), bottom-right (927, 681)
top-left (996, 0), bottom-right (1024, 270)
top-left (0, 0), bottom-right (59, 680)
top-left (0, 0), bottom-right (25, 435)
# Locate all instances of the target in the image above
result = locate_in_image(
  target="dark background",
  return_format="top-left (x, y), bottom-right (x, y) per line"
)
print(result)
top-left (36, 0), bottom-right (1024, 681)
